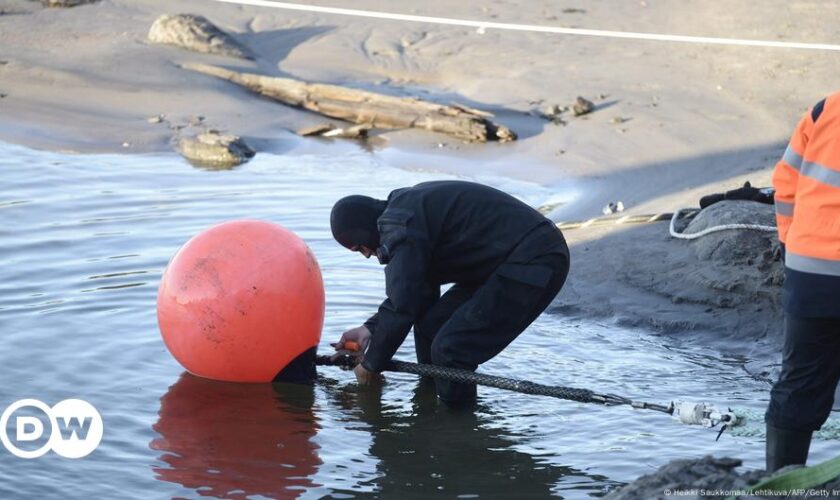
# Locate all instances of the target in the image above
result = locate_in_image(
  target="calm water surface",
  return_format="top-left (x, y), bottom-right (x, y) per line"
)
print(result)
top-left (0, 142), bottom-right (822, 499)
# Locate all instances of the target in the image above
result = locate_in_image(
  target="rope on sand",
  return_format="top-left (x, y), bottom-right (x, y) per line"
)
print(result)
top-left (668, 207), bottom-right (776, 240)
top-left (554, 207), bottom-right (777, 241)
top-left (555, 211), bottom-right (694, 231)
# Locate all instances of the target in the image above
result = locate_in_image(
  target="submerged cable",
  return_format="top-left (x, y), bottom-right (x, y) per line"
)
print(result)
top-left (317, 355), bottom-right (671, 412)
top-left (316, 355), bottom-right (835, 440)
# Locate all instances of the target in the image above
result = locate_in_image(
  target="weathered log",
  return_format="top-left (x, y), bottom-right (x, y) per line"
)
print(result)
top-left (182, 63), bottom-right (516, 143)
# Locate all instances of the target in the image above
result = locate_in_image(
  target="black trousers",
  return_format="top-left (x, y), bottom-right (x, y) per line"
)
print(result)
top-left (413, 227), bottom-right (569, 403)
top-left (766, 316), bottom-right (840, 432)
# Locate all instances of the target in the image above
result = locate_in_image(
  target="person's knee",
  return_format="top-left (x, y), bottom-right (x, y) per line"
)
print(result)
top-left (414, 313), bottom-right (438, 343)
top-left (430, 337), bottom-right (459, 367)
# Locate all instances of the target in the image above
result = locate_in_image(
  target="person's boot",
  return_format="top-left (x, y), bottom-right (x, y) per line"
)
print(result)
top-left (765, 424), bottom-right (813, 472)
top-left (435, 379), bottom-right (477, 410)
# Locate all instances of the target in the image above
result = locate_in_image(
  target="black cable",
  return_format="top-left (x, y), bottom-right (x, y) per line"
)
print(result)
top-left (316, 355), bottom-right (672, 413)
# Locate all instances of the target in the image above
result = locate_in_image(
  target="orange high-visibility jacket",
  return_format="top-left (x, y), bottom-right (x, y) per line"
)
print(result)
top-left (773, 94), bottom-right (840, 316)
top-left (773, 95), bottom-right (840, 274)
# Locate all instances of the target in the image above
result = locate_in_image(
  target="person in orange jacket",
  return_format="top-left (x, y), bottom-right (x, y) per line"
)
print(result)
top-left (765, 94), bottom-right (840, 472)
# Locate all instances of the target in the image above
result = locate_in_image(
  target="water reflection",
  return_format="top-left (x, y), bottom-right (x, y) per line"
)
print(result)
top-left (150, 373), bottom-right (322, 499)
top-left (323, 377), bottom-right (612, 498)
top-left (184, 160), bottom-right (242, 172)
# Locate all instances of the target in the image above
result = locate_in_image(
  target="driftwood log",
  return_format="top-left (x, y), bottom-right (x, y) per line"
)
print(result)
top-left (182, 63), bottom-right (516, 143)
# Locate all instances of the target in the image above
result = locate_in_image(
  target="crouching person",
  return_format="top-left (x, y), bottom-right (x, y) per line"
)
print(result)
top-left (330, 181), bottom-right (569, 406)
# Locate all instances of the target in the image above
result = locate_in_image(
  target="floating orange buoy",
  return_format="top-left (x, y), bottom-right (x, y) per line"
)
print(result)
top-left (157, 220), bottom-right (324, 382)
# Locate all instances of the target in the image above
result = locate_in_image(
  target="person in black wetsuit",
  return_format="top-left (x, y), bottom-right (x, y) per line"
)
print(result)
top-left (330, 181), bottom-right (570, 405)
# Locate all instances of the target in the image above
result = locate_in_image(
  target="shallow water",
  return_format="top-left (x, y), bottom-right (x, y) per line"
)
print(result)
top-left (0, 141), bottom-right (831, 499)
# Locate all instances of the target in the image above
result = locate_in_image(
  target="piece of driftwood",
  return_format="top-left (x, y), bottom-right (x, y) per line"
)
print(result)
top-left (182, 63), bottom-right (516, 143)
top-left (297, 123), bottom-right (372, 139)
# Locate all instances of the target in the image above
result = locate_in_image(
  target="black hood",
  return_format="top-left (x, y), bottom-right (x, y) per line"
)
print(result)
top-left (330, 195), bottom-right (386, 250)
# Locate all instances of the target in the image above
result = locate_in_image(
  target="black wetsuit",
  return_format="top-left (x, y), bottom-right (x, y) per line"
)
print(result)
top-left (361, 181), bottom-right (570, 403)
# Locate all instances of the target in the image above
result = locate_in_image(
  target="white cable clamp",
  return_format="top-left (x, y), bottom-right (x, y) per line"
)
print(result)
top-left (673, 401), bottom-right (743, 429)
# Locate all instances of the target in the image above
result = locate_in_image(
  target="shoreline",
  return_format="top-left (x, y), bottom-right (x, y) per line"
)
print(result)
top-left (1, 0), bottom-right (816, 355)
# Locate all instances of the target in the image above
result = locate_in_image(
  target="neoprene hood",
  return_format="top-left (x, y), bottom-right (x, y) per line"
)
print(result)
top-left (330, 195), bottom-right (386, 251)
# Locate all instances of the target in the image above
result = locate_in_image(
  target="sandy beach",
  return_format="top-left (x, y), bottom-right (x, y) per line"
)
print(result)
top-left (2, 0), bottom-right (838, 380)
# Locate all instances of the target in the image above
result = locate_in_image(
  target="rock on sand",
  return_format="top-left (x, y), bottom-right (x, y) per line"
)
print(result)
top-left (148, 14), bottom-right (252, 60)
top-left (176, 131), bottom-right (255, 168)
top-left (572, 96), bottom-right (595, 116)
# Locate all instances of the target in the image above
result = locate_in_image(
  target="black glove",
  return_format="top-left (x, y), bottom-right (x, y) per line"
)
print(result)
top-left (699, 182), bottom-right (775, 209)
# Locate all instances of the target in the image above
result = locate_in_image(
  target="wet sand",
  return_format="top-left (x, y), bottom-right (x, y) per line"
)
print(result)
top-left (2, 0), bottom-right (839, 369)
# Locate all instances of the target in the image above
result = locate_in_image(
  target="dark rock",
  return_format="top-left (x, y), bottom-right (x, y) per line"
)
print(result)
top-left (541, 104), bottom-right (567, 125)
top-left (607, 456), bottom-right (840, 500)
top-left (573, 96), bottom-right (595, 116)
top-left (606, 456), bottom-right (743, 500)
top-left (148, 14), bottom-right (252, 60)
top-left (176, 131), bottom-right (255, 168)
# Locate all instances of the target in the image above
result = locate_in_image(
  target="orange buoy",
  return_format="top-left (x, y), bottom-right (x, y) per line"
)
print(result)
top-left (157, 220), bottom-right (324, 382)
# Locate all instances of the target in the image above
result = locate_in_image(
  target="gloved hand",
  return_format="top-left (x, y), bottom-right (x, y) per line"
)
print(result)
top-left (353, 363), bottom-right (384, 386)
top-left (331, 325), bottom-right (384, 386)
top-left (330, 325), bottom-right (371, 360)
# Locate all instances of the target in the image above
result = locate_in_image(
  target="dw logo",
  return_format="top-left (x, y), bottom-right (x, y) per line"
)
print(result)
top-left (0, 399), bottom-right (104, 459)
